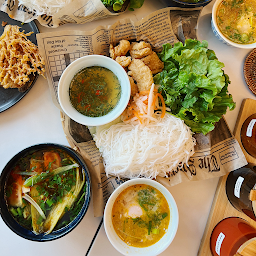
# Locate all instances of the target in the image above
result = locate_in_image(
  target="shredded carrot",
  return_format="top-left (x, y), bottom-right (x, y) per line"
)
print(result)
top-left (139, 89), bottom-right (157, 95)
top-left (132, 110), bottom-right (143, 124)
top-left (139, 91), bottom-right (150, 95)
top-left (152, 93), bottom-right (166, 118)
top-left (122, 84), bottom-right (166, 124)
top-left (158, 93), bottom-right (166, 118)
top-left (152, 93), bottom-right (159, 107)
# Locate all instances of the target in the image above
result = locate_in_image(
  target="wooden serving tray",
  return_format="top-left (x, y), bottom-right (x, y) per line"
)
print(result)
top-left (233, 99), bottom-right (256, 165)
top-left (198, 98), bottom-right (256, 256)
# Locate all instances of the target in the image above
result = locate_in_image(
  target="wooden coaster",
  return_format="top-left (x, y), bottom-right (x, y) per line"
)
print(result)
top-left (244, 49), bottom-right (256, 96)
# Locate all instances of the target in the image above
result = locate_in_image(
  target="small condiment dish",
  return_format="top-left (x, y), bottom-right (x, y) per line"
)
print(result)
top-left (104, 178), bottom-right (179, 256)
top-left (58, 55), bottom-right (131, 127)
top-left (211, 0), bottom-right (256, 48)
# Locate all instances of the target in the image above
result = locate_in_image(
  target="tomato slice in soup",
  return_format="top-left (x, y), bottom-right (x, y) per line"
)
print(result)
top-left (44, 152), bottom-right (61, 171)
top-left (7, 168), bottom-right (24, 207)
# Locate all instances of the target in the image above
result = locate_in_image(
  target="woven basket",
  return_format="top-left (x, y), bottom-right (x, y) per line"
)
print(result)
top-left (244, 49), bottom-right (256, 96)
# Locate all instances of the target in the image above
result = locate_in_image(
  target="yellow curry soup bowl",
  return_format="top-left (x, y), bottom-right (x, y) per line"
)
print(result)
top-left (211, 0), bottom-right (256, 48)
top-left (104, 178), bottom-right (179, 256)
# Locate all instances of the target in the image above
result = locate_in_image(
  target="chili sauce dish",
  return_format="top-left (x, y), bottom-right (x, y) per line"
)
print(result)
top-left (58, 55), bottom-right (131, 126)
top-left (104, 178), bottom-right (179, 256)
top-left (0, 143), bottom-right (91, 241)
top-left (211, 0), bottom-right (256, 48)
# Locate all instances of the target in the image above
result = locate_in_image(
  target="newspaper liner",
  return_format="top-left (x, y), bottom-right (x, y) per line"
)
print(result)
top-left (0, 0), bottom-right (127, 28)
top-left (36, 7), bottom-right (248, 217)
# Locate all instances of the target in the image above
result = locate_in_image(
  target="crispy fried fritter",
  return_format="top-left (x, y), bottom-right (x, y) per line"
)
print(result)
top-left (115, 56), bottom-right (131, 68)
top-left (109, 44), bottom-right (115, 58)
top-left (0, 25), bottom-right (45, 90)
top-left (128, 75), bottom-right (138, 96)
top-left (109, 40), bottom-right (131, 59)
top-left (1, 21), bottom-right (7, 27)
top-left (128, 59), bottom-right (153, 92)
top-left (130, 41), bottom-right (152, 59)
top-left (141, 52), bottom-right (164, 74)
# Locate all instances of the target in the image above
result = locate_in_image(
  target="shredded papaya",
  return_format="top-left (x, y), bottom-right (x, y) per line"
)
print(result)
top-left (122, 84), bottom-right (166, 124)
top-left (123, 115), bottom-right (133, 122)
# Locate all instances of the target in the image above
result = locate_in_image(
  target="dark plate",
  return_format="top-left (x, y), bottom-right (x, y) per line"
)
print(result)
top-left (0, 11), bottom-right (39, 113)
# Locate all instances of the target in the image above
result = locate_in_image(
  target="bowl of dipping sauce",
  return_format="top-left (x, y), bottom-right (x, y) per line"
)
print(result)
top-left (0, 143), bottom-right (91, 241)
top-left (212, 0), bottom-right (256, 48)
top-left (58, 55), bottom-right (131, 126)
top-left (104, 178), bottom-right (179, 256)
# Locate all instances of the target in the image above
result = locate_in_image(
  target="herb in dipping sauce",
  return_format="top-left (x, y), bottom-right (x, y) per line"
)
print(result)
top-left (216, 0), bottom-right (256, 44)
top-left (69, 66), bottom-right (121, 117)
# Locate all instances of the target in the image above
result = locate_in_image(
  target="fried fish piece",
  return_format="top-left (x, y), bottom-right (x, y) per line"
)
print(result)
top-left (141, 52), bottom-right (164, 74)
top-left (109, 40), bottom-right (131, 59)
top-left (128, 59), bottom-right (153, 92)
top-left (115, 56), bottom-right (132, 68)
top-left (128, 75), bottom-right (138, 96)
top-left (130, 41), bottom-right (152, 59)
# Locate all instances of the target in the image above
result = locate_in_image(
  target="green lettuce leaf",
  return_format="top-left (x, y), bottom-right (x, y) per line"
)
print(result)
top-left (154, 39), bottom-right (235, 135)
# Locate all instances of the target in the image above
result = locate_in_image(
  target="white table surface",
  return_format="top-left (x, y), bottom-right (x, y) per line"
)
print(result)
top-left (0, 0), bottom-right (255, 255)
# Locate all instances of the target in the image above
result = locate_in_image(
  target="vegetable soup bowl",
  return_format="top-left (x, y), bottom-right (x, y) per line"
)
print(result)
top-left (0, 143), bottom-right (91, 241)
top-left (58, 54), bottom-right (131, 127)
top-left (211, 0), bottom-right (256, 48)
top-left (104, 178), bottom-right (179, 256)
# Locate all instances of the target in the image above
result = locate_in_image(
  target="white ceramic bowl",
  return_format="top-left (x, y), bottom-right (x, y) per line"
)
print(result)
top-left (58, 55), bottom-right (130, 126)
top-left (211, 0), bottom-right (256, 48)
top-left (104, 178), bottom-right (179, 256)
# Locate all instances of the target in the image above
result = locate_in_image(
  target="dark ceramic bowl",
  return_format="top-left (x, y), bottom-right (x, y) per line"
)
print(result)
top-left (160, 0), bottom-right (212, 7)
top-left (0, 143), bottom-right (91, 241)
